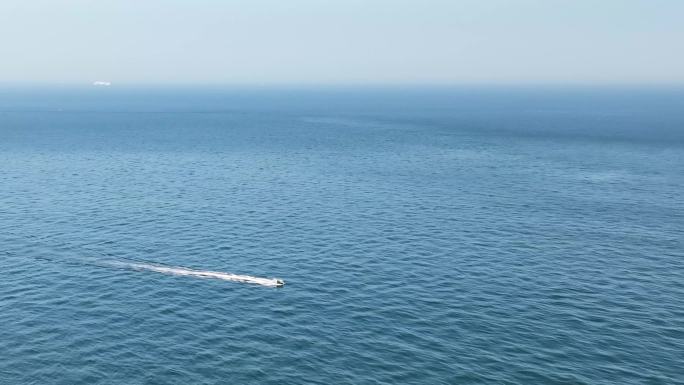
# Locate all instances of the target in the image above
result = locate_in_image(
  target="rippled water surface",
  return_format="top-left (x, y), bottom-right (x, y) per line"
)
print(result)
top-left (1, 87), bottom-right (683, 384)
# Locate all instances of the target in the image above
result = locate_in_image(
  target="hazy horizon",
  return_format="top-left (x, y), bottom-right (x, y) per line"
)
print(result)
top-left (1, 0), bottom-right (683, 86)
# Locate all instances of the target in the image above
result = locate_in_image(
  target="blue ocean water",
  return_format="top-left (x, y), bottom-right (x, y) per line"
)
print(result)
top-left (1, 87), bottom-right (683, 384)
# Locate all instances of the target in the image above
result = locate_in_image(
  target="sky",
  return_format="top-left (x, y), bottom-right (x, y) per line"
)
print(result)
top-left (0, 0), bottom-right (683, 85)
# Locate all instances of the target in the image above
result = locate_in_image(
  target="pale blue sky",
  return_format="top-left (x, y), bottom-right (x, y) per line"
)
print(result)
top-left (1, 0), bottom-right (682, 85)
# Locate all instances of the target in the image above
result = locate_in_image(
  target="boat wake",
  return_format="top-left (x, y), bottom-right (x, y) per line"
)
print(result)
top-left (110, 261), bottom-right (285, 287)
top-left (15, 249), bottom-right (284, 287)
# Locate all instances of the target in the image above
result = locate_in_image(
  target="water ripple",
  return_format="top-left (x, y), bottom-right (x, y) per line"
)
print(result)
top-left (1, 89), bottom-right (683, 384)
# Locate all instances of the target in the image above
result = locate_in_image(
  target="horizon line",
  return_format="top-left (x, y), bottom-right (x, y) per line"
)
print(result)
top-left (2, 81), bottom-right (684, 89)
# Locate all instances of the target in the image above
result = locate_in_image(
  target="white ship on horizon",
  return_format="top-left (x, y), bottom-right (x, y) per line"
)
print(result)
top-left (92, 81), bottom-right (111, 86)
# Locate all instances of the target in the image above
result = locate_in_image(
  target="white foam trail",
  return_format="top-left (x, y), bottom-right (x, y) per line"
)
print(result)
top-left (116, 262), bottom-right (284, 287)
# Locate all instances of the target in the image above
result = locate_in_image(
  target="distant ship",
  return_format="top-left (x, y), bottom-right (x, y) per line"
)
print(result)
top-left (92, 81), bottom-right (111, 86)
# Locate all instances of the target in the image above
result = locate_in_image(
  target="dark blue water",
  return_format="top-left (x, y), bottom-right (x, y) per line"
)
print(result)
top-left (1, 87), bottom-right (683, 384)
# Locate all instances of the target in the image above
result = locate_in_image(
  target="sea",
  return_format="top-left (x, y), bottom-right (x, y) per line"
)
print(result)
top-left (1, 86), bottom-right (682, 384)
